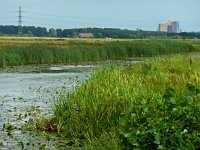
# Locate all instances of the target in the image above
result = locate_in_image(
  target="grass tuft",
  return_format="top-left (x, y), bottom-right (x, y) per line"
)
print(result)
top-left (51, 55), bottom-right (200, 149)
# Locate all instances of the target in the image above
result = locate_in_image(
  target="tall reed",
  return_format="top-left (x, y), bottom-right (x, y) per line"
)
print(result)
top-left (0, 39), bottom-right (199, 67)
top-left (50, 55), bottom-right (200, 149)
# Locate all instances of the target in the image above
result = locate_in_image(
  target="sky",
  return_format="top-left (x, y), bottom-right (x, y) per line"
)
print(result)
top-left (0, 0), bottom-right (199, 32)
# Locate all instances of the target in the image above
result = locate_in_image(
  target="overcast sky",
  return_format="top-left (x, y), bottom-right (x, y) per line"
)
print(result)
top-left (0, 0), bottom-right (199, 31)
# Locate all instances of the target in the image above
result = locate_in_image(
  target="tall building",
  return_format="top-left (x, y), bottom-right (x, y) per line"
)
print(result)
top-left (158, 20), bottom-right (179, 33)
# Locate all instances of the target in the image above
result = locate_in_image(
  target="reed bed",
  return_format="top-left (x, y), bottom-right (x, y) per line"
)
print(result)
top-left (0, 39), bottom-right (199, 67)
top-left (42, 55), bottom-right (200, 149)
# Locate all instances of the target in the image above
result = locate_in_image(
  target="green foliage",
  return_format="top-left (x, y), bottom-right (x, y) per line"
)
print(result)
top-left (84, 132), bottom-right (121, 150)
top-left (52, 56), bottom-right (200, 149)
top-left (1, 25), bottom-right (200, 38)
top-left (0, 39), bottom-right (199, 67)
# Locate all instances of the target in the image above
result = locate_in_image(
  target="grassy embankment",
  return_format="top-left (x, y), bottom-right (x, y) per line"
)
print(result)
top-left (38, 55), bottom-right (200, 149)
top-left (0, 38), bottom-right (200, 68)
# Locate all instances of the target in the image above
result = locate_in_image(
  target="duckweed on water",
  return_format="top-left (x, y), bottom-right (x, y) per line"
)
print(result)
top-left (48, 55), bottom-right (200, 149)
top-left (0, 68), bottom-right (91, 149)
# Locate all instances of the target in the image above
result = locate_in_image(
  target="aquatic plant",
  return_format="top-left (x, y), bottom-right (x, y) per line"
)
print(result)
top-left (51, 55), bottom-right (200, 149)
top-left (0, 38), bottom-right (199, 67)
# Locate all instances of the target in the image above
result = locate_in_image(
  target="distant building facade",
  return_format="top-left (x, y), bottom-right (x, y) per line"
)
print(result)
top-left (158, 20), bottom-right (179, 33)
top-left (78, 33), bottom-right (94, 38)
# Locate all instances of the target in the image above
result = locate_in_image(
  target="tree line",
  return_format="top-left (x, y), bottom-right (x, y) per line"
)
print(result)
top-left (0, 25), bottom-right (200, 39)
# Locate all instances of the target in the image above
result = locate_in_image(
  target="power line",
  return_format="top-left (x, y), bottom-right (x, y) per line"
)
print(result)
top-left (0, 9), bottom-right (200, 24)
top-left (0, 10), bottom-right (16, 13)
top-left (23, 11), bottom-right (191, 23)
top-left (0, 17), bottom-right (16, 19)
top-left (24, 16), bottom-right (199, 28)
top-left (0, 7), bottom-right (199, 31)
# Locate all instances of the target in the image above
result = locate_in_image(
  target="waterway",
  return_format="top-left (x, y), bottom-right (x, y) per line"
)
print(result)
top-left (0, 65), bottom-right (93, 150)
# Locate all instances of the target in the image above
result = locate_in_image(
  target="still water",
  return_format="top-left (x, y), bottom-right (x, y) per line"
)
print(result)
top-left (0, 65), bottom-right (93, 150)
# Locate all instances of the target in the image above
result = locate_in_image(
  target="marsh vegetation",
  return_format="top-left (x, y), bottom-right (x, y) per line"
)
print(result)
top-left (50, 55), bottom-right (200, 149)
top-left (0, 38), bottom-right (200, 68)
top-left (0, 38), bottom-right (200, 149)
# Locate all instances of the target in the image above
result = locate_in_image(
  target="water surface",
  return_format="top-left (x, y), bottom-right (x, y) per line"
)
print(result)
top-left (0, 65), bottom-right (92, 150)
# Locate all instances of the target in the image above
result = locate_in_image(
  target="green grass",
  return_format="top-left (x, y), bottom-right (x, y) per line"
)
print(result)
top-left (0, 38), bottom-right (200, 68)
top-left (43, 55), bottom-right (200, 149)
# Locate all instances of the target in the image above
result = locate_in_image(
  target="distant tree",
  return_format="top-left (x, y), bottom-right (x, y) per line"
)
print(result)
top-left (48, 28), bottom-right (57, 37)
top-left (0, 25), bottom-right (18, 34)
top-left (62, 29), bottom-right (73, 37)
top-left (56, 29), bottom-right (63, 37)
top-left (27, 31), bottom-right (33, 37)
top-left (23, 26), bottom-right (36, 35)
top-left (0, 25), bottom-right (199, 39)
top-left (35, 27), bottom-right (48, 37)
